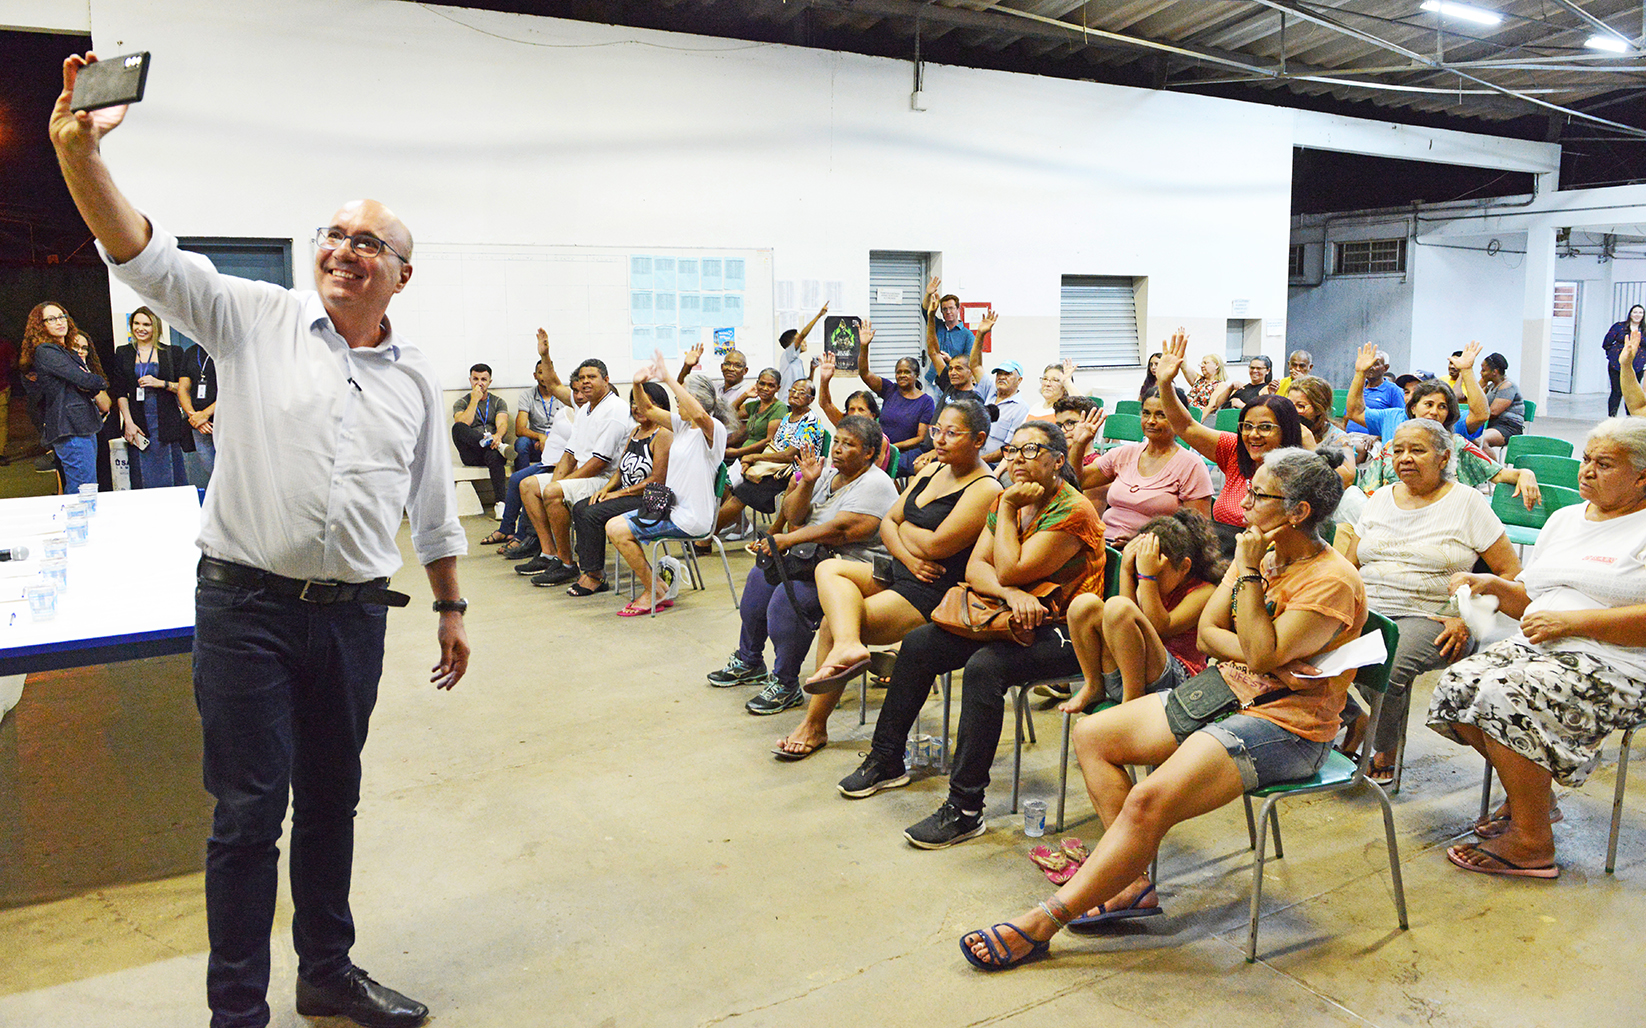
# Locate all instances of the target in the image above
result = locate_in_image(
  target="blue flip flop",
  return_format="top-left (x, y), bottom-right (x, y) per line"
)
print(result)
top-left (959, 923), bottom-right (1050, 971)
top-left (1065, 884), bottom-right (1163, 934)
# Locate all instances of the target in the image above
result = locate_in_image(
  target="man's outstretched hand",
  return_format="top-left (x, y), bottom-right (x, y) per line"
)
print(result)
top-left (50, 54), bottom-right (127, 159)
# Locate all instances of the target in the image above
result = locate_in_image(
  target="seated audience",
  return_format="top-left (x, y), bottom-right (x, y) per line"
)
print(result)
top-left (1060, 510), bottom-right (1221, 710)
top-left (551, 382), bottom-right (673, 592)
top-left (1271, 349), bottom-right (1313, 400)
top-left (705, 416), bottom-right (899, 723)
top-left (1137, 352), bottom-right (1161, 402)
top-left (794, 399), bottom-right (999, 717)
top-left (1155, 330), bottom-right (1302, 556)
top-left (1477, 352), bottom-right (1526, 452)
top-left (1430, 418), bottom-right (1646, 879)
top-left (1348, 342), bottom-right (1540, 512)
top-left (1067, 387), bottom-right (1212, 545)
top-left (1206, 355), bottom-right (1273, 412)
top-left (1183, 354), bottom-right (1224, 413)
top-left (1286, 375), bottom-right (1350, 453)
top-left (725, 367), bottom-right (787, 464)
top-left (959, 447), bottom-right (1363, 968)
top-left (1026, 360), bottom-right (1077, 423)
top-left (515, 357), bottom-right (630, 581)
top-left (606, 357), bottom-right (732, 616)
top-left (855, 320), bottom-right (934, 474)
top-left (451, 362), bottom-right (510, 509)
top-left (715, 379), bottom-right (825, 531)
top-left (835, 422), bottom-right (1105, 850)
top-left (1339, 419), bottom-right (1520, 783)
top-left (817, 352), bottom-right (896, 473)
top-left (494, 351), bottom-right (573, 552)
top-left (980, 362), bottom-right (1029, 466)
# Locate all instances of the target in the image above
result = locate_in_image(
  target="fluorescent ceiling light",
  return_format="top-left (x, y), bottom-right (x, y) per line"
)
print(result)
top-left (1584, 34), bottom-right (1630, 53)
top-left (1420, 1), bottom-right (1504, 27)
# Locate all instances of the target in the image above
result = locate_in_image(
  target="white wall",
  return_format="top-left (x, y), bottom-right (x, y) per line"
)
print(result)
top-left (80, 0), bottom-right (1294, 395)
top-left (1409, 235), bottom-right (1526, 379)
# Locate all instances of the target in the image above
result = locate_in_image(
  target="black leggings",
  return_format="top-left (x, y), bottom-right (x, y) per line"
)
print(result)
top-left (869, 621), bottom-right (1080, 813)
top-left (572, 495), bottom-right (643, 574)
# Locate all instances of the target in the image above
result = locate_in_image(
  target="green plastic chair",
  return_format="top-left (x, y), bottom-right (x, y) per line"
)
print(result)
top-left (1331, 389), bottom-right (1348, 418)
top-left (1086, 395), bottom-right (1105, 413)
top-left (1505, 434), bottom-right (1573, 462)
top-left (1101, 413), bottom-right (1143, 446)
top-left (1523, 399), bottom-right (1537, 423)
top-left (1215, 407), bottom-right (1240, 433)
top-left (1491, 480), bottom-right (1582, 549)
top-left (1512, 453), bottom-right (1580, 490)
top-left (1238, 611), bottom-right (1407, 961)
top-left (1111, 399), bottom-right (1142, 418)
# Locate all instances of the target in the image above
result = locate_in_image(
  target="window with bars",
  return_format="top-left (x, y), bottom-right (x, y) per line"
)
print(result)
top-left (867, 250), bottom-right (930, 377)
top-left (1059, 276), bottom-right (1142, 368)
top-left (1334, 238), bottom-right (1406, 275)
top-left (1288, 243), bottom-right (1306, 279)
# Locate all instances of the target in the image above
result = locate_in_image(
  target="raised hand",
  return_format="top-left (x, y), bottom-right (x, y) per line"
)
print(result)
top-left (1354, 340), bottom-right (1378, 375)
top-left (819, 351), bottom-right (837, 383)
top-left (684, 342), bottom-right (704, 367)
top-left (979, 310), bottom-right (999, 333)
top-left (1624, 328), bottom-right (1641, 366)
top-left (1460, 340), bottom-right (1482, 369)
top-left (536, 327), bottom-right (550, 358)
top-left (650, 348), bottom-right (671, 382)
top-left (1060, 356), bottom-right (1076, 379)
top-left (796, 443), bottom-right (825, 483)
top-left (1066, 408), bottom-right (1102, 453)
top-left (1156, 329), bottom-right (1188, 383)
top-left (859, 319), bottom-right (875, 347)
top-left (925, 276), bottom-right (940, 310)
top-left (49, 55), bottom-right (129, 158)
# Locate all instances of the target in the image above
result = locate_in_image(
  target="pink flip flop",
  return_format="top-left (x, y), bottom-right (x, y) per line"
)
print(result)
top-left (617, 599), bottom-right (674, 617)
top-left (1446, 843), bottom-right (1559, 879)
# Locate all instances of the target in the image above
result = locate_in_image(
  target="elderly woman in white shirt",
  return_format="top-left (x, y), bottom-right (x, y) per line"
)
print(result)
top-left (1430, 417), bottom-right (1646, 879)
top-left (1340, 418), bottom-right (1520, 783)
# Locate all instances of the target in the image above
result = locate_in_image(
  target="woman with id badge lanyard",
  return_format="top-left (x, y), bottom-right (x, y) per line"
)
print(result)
top-left (178, 344), bottom-right (217, 485)
top-left (113, 306), bottom-right (190, 488)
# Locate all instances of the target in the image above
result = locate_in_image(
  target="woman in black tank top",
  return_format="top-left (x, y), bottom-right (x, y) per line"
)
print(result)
top-left (799, 400), bottom-right (1001, 694)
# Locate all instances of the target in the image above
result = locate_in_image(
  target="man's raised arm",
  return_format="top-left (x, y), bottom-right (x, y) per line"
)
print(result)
top-left (49, 54), bottom-right (151, 263)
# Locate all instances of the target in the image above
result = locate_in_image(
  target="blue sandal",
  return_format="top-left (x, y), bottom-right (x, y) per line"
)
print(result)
top-left (1066, 884), bottom-right (1162, 934)
top-left (959, 922), bottom-right (1051, 971)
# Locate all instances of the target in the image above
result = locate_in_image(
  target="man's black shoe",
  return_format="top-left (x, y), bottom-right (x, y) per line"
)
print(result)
top-left (295, 966), bottom-right (429, 1028)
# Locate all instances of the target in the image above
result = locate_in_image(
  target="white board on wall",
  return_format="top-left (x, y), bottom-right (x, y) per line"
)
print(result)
top-left (392, 243), bottom-right (774, 390)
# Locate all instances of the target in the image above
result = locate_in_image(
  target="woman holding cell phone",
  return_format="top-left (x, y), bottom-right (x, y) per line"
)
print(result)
top-left (111, 306), bottom-right (190, 488)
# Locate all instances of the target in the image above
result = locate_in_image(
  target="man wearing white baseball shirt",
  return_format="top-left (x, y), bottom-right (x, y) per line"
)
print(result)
top-left (51, 53), bottom-right (468, 1028)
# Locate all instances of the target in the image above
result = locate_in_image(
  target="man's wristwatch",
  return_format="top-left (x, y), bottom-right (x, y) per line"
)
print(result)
top-left (432, 599), bottom-right (468, 615)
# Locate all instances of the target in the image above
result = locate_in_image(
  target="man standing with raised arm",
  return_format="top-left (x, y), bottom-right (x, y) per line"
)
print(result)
top-left (51, 54), bottom-right (468, 1028)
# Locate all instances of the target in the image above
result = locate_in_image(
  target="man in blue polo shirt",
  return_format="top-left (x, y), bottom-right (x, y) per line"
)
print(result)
top-left (921, 276), bottom-right (977, 390)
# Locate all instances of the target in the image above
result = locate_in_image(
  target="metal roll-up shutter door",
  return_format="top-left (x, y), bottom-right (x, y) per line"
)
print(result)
top-left (868, 251), bottom-right (929, 377)
top-left (1060, 276), bottom-right (1141, 369)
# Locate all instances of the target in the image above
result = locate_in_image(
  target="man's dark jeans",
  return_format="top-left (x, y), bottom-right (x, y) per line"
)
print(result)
top-left (194, 578), bottom-right (386, 1027)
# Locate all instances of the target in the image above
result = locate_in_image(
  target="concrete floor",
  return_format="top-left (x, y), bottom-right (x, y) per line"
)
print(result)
top-left (0, 394), bottom-right (1638, 1027)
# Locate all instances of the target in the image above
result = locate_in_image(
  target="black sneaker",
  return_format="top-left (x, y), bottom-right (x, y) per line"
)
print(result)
top-left (516, 554), bottom-right (563, 576)
top-left (837, 754), bottom-right (910, 798)
top-left (501, 536), bottom-right (540, 560)
top-left (706, 654), bottom-right (767, 688)
top-left (745, 677), bottom-right (805, 715)
top-left (532, 564), bottom-right (579, 587)
top-left (903, 801), bottom-right (986, 849)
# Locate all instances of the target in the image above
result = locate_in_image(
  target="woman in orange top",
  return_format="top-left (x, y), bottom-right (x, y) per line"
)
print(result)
top-left (960, 446), bottom-right (1365, 970)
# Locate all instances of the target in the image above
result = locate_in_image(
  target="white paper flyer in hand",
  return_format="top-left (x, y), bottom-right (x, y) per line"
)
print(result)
top-left (1290, 630), bottom-right (1388, 679)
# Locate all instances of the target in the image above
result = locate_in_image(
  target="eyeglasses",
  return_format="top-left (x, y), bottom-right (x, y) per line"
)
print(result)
top-left (930, 426), bottom-right (973, 442)
top-left (43, 314), bottom-right (68, 323)
top-left (1240, 422), bottom-right (1280, 435)
top-left (1001, 443), bottom-right (1054, 460)
top-left (1243, 488), bottom-right (1287, 506)
top-left (315, 227), bottom-right (408, 262)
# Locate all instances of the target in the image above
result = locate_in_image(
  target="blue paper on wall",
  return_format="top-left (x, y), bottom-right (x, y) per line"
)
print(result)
top-left (713, 327), bottom-right (736, 356)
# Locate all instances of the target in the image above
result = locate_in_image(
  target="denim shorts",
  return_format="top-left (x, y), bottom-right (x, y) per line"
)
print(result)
top-left (1103, 654), bottom-right (1191, 704)
top-left (1171, 700), bottom-right (1331, 791)
top-left (623, 510), bottom-right (687, 542)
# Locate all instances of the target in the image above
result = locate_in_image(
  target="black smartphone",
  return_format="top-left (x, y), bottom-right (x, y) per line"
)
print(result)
top-left (872, 551), bottom-right (894, 585)
top-left (71, 52), bottom-right (151, 113)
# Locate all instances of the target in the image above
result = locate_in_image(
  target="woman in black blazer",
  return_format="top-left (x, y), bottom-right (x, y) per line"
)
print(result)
top-left (112, 306), bottom-right (191, 488)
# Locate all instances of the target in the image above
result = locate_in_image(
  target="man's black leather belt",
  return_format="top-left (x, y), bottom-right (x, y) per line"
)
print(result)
top-left (197, 556), bottom-right (411, 607)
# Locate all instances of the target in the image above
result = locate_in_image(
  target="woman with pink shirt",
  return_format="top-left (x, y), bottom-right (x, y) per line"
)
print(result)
top-left (1067, 387), bottom-right (1212, 546)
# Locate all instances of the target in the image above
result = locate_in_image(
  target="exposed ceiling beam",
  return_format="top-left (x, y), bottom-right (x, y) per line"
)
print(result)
top-left (1544, 0), bottom-right (1642, 46)
top-left (1242, 0), bottom-right (1646, 138)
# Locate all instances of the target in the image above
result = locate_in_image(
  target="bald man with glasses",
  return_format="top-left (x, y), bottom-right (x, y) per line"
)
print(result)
top-left (51, 53), bottom-right (466, 1028)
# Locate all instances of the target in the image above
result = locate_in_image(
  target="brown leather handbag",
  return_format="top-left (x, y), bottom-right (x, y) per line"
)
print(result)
top-left (930, 581), bottom-right (1059, 647)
